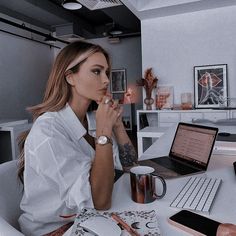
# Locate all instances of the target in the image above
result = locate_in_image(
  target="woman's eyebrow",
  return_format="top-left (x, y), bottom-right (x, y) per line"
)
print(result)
top-left (91, 64), bottom-right (109, 70)
top-left (92, 64), bottom-right (105, 68)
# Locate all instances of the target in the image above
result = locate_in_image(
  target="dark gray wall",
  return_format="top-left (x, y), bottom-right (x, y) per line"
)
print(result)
top-left (0, 27), bottom-right (54, 120)
top-left (0, 19), bottom-right (142, 124)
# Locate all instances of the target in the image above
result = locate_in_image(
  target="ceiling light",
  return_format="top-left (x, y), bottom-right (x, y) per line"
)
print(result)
top-left (109, 29), bottom-right (123, 35)
top-left (109, 23), bottom-right (123, 36)
top-left (62, 0), bottom-right (82, 10)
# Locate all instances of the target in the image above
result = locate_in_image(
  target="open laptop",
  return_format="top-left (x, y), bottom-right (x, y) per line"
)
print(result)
top-left (139, 122), bottom-right (218, 179)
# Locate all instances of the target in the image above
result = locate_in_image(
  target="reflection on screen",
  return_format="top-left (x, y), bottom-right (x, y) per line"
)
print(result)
top-left (170, 124), bottom-right (217, 166)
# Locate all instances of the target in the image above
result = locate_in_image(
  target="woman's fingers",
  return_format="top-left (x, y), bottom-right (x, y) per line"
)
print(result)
top-left (104, 97), bottom-right (113, 105)
top-left (97, 96), bottom-right (120, 124)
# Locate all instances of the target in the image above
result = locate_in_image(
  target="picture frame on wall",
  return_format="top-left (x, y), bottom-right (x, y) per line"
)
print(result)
top-left (194, 64), bottom-right (228, 108)
top-left (111, 69), bottom-right (127, 93)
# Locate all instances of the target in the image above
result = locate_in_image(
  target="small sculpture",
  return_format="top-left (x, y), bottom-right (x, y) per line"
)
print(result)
top-left (137, 68), bottom-right (158, 110)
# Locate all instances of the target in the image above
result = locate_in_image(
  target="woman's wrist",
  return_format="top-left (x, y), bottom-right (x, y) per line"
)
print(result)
top-left (96, 126), bottom-right (113, 138)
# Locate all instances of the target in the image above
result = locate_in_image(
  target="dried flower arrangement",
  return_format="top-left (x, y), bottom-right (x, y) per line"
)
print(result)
top-left (137, 68), bottom-right (158, 109)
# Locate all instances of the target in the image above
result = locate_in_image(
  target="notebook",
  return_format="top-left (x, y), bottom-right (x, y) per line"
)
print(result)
top-left (139, 122), bottom-right (218, 179)
top-left (71, 208), bottom-right (161, 236)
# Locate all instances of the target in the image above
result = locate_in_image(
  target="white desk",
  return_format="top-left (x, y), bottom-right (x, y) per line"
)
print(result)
top-left (0, 119), bottom-right (28, 127)
top-left (111, 124), bottom-right (236, 236)
top-left (66, 124), bottom-right (236, 236)
top-left (137, 126), bottom-right (167, 157)
top-left (66, 154), bottom-right (236, 236)
top-left (110, 124), bottom-right (236, 235)
top-left (111, 158), bottom-right (236, 235)
top-left (0, 120), bottom-right (31, 162)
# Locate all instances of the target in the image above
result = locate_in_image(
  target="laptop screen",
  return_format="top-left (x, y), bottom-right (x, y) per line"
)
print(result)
top-left (169, 123), bottom-right (218, 169)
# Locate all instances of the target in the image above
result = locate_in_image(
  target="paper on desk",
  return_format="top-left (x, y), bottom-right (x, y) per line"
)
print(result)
top-left (70, 208), bottom-right (161, 236)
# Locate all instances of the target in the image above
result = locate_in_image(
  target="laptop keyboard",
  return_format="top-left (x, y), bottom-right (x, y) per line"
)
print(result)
top-left (170, 176), bottom-right (222, 213)
top-left (153, 157), bottom-right (198, 175)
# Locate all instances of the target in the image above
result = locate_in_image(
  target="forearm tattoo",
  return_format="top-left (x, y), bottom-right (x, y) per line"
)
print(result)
top-left (118, 142), bottom-right (138, 167)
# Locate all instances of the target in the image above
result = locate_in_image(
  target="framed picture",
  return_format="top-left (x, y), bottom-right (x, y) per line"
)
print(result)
top-left (111, 69), bottom-right (127, 93)
top-left (156, 86), bottom-right (174, 110)
top-left (194, 64), bottom-right (228, 108)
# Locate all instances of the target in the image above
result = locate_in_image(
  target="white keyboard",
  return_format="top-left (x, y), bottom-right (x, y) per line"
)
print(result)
top-left (170, 176), bottom-right (222, 213)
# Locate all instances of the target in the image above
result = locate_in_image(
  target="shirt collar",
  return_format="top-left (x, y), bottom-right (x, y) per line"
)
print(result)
top-left (58, 104), bottom-right (86, 141)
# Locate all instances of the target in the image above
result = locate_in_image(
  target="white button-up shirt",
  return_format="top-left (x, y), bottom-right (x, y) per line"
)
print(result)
top-left (18, 104), bottom-right (122, 236)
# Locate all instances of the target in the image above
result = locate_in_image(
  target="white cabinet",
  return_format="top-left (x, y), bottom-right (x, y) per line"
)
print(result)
top-left (181, 112), bottom-right (203, 122)
top-left (136, 109), bottom-right (233, 157)
top-left (159, 112), bottom-right (180, 127)
top-left (203, 111), bottom-right (228, 121)
top-left (231, 110), bottom-right (236, 118)
top-left (137, 109), bottom-right (230, 130)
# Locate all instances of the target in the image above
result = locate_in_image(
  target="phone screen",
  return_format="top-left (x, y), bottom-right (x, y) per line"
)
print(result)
top-left (169, 210), bottom-right (221, 236)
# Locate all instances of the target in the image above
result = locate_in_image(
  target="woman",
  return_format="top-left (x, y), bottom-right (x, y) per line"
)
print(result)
top-left (18, 41), bottom-right (138, 236)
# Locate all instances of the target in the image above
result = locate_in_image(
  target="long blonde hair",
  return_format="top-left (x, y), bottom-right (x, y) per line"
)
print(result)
top-left (18, 41), bottom-right (110, 183)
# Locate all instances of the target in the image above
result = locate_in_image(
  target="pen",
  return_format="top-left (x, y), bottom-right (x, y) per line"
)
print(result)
top-left (111, 213), bottom-right (140, 236)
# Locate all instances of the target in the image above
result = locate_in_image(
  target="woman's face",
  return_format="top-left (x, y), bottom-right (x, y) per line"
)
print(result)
top-left (67, 52), bottom-right (110, 103)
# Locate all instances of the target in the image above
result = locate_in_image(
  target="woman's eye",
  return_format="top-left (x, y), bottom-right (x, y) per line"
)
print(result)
top-left (92, 69), bottom-right (101, 75)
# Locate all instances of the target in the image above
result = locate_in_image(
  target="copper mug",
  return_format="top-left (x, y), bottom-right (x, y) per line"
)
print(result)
top-left (130, 166), bottom-right (167, 204)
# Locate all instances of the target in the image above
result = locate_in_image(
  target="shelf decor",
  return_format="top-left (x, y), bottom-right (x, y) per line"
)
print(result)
top-left (194, 64), bottom-right (228, 108)
top-left (156, 86), bottom-right (174, 110)
top-left (137, 68), bottom-right (158, 110)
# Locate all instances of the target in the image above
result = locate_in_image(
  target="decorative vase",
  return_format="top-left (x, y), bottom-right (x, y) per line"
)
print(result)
top-left (136, 68), bottom-right (158, 110)
top-left (144, 97), bottom-right (154, 110)
top-left (144, 87), bottom-right (155, 110)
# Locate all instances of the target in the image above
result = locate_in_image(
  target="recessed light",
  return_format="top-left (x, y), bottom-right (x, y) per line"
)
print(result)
top-left (62, 0), bottom-right (82, 10)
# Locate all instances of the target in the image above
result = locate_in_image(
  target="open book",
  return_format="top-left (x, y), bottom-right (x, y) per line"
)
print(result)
top-left (70, 208), bottom-right (161, 236)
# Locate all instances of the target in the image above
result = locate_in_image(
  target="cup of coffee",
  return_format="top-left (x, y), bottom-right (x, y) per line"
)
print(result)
top-left (130, 166), bottom-right (167, 204)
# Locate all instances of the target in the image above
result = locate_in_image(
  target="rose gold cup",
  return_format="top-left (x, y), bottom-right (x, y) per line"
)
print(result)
top-left (130, 166), bottom-right (167, 204)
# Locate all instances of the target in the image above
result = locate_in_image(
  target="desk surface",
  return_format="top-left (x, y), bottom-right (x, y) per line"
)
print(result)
top-left (111, 124), bottom-right (236, 235)
top-left (66, 124), bottom-right (236, 236)
top-left (0, 119), bottom-right (28, 128)
top-left (111, 156), bottom-right (236, 235)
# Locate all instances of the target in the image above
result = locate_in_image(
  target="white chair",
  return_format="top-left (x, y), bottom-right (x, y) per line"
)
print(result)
top-left (0, 160), bottom-right (24, 235)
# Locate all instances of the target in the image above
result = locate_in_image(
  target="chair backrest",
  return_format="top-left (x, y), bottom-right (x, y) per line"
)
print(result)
top-left (0, 160), bottom-right (23, 230)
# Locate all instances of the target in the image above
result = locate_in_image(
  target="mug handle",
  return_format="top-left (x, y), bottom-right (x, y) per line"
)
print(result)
top-left (151, 174), bottom-right (167, 199)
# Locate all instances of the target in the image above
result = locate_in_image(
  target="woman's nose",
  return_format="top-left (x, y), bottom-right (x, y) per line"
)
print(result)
top-left (103, 74), bottom-right (110, 85)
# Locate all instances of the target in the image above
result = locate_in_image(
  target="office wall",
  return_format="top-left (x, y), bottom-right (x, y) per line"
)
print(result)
top-left (141, 5), bottom-right (236, 105)
top-left (0, 20), bottom-right (55, 120)
top-left (0, 17), bottom-right (142, 123)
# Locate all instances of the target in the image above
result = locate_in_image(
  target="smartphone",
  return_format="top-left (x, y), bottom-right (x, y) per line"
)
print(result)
top-left (168, 210), bottom-right (221, 236)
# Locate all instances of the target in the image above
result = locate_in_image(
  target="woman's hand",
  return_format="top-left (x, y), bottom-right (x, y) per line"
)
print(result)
top-left (217, 223), bottom-right (236, 236)
top-left (96, 96), bottom-right (121, 137)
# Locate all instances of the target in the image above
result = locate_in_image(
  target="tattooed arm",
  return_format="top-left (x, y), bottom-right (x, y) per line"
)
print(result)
top-left (113, 122), bottom-right (138, 172)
